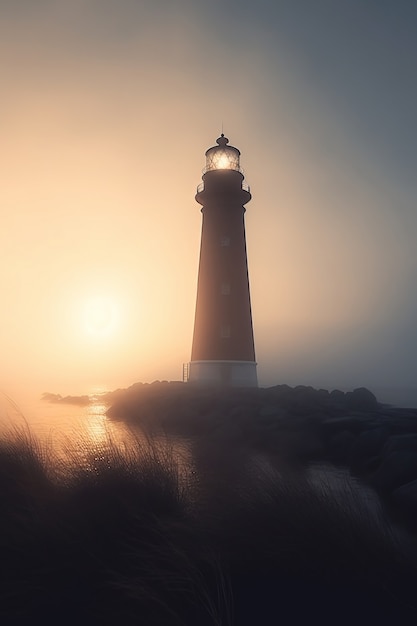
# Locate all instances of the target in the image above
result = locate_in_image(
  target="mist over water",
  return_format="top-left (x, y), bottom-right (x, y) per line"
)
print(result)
top-left (0, 391), bottom-right (125, 457)
top-left (2, 380), bottom-right (417, 452)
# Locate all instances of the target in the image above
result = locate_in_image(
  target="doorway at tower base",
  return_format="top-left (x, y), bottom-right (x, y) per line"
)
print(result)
top-left (188, 360), bottom-right (258, 388)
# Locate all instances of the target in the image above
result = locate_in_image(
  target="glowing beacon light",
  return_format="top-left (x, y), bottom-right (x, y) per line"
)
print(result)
top-left (204, 134), bottom-right (241, 172)
top-left (188, 133), bottom-right (257, 388)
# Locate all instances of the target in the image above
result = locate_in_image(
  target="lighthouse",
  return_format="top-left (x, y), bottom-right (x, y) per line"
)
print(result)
top-left (188, 134), bottom-right (257, 387)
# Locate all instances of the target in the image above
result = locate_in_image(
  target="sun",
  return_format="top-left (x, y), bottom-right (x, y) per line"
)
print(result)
top-left (83, 296), bottom-right (119, 338)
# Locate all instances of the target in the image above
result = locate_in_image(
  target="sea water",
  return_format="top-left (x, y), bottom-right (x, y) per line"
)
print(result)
top-left (0, 390), bottom-right (192, 483)
top-left (0, 391), bottom-right (125, 444)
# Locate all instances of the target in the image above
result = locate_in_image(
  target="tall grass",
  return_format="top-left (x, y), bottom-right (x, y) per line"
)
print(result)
top-left (1, 424), bottom-right (417, 625)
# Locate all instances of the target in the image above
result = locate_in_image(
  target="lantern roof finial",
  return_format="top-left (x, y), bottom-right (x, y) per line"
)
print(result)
top-left (216, 134), bottom-right (229, 147)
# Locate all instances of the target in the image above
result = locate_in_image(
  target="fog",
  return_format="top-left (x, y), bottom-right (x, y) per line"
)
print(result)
top-left (1, 0), bottom-right (417, 404)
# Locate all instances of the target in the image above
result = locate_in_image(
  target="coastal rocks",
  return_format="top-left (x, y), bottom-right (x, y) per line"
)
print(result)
top-left (382, 434), bottom-right (417, 456)
top-left (106, 381), bottom-right (417, 533)
top-left (326, 430), bottom-right (356, 465)
top-left (345, 387), bottom-right (378, 411)
top-left (348, 427), bottom-right (391, 472)
top-left (391, 479), bottom-right (417, 517)
top-left (319, 415), bottom-right (417, 531)
top-left (258, 404), bottom-right (287, 419)
top-left (321, 414), bottom-right (372, 436)
top-left (369, 451), bottom-right (417, 492)
top-left (42, 392), bottom-right (90, 406)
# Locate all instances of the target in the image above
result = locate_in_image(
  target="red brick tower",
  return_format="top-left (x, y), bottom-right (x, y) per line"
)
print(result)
top-left (189, 134), bottom-right (257, 387)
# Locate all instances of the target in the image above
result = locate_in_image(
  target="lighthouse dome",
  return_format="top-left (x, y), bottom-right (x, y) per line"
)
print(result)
top-left (204, 134), bottom-right (241, 173)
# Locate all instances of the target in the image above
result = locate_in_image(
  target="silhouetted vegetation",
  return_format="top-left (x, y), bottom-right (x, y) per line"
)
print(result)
top-left (2, 384), bottom-right (417, 624)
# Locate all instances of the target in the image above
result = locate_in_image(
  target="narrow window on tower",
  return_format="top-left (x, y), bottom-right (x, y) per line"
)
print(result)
top-left (221, 283), bottom-right (231, 295)
top-left (220, 235), bottom-right (230, 247)
top-left (220, 324), bottom-right (231, 338)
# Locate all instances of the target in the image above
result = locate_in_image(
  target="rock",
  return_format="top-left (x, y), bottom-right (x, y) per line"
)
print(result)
top-left (349, 427), bottom-right (390, 472)
top-left (321, 415), bottom-right (369, 436)
top-left (382, 434), bottom-right (417, 457)
top-left (346, 388), bottom-right (378, 411)
top-left (369, 450), bottom-right (417, 492)
top-left (329, 389), bottom-right (345, 402)
top-left (259, 405), bottom-right (285, 418)
top-left (327, 430), bottom-right (356, 465)
top-left (391, 479), bottom-right (417, 521)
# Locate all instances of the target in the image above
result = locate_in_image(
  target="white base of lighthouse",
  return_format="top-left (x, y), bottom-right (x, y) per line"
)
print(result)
top-left (188, 360), bottom-right (258, 387)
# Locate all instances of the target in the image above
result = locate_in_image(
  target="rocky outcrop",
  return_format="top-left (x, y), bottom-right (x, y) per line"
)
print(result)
top-left (107, 382), bottom-right (417, 534)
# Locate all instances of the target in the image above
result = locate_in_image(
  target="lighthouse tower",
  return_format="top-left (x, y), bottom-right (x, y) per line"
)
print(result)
top-left (189, 134), bottom-right (257, 387)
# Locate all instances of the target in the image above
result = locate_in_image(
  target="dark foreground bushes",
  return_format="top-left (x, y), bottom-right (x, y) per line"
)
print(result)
top-left (1, 426), bottom-right (417, 626)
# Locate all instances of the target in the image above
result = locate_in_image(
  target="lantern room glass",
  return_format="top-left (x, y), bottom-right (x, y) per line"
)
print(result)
top-left (204, 135), bottom-right (241, 173)
top-left (205, 146), bottom-right (241, 172)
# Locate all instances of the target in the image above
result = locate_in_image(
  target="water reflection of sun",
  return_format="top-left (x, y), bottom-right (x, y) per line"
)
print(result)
top-left (85, 403), bottom-right (109, 444)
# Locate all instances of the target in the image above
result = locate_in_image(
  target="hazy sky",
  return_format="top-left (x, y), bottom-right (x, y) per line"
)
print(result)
top-left (1, 0), bottom-right (417, 399)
